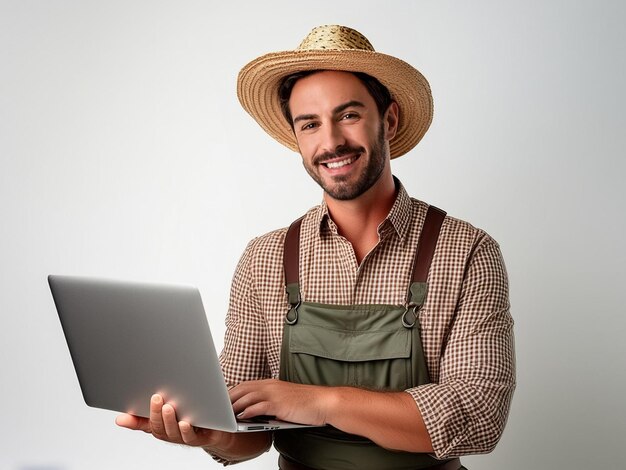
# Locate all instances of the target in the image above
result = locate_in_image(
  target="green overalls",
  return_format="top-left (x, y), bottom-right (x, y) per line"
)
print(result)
top-left (275, 206), bottom-right (457, 470)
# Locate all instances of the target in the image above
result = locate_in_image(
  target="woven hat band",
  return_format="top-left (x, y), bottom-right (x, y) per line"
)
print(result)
top-left (297, 25), bottom-right (375, 52)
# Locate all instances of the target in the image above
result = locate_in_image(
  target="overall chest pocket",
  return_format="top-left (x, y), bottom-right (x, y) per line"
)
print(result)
top-left (280, 303), bottom-right (420, 391)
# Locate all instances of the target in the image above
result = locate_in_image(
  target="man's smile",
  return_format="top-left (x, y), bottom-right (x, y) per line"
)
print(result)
top-left (321, 154), bottom-right (360, 169)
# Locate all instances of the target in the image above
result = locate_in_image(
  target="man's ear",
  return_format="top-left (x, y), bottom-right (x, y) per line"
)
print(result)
top-left (384, 101), bottom-right (400, 141)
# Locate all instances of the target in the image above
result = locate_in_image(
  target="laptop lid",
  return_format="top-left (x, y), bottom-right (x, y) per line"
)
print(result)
top-left (48, 275), bottom-right (313, 432)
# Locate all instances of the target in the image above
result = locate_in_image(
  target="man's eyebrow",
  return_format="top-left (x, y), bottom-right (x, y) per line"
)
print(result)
top-left (293, 113), bottom-right (318, 125)
top-left (292, 100), bottom-right (366, 125)
top-left (333, 100), bottom-right (365, 115)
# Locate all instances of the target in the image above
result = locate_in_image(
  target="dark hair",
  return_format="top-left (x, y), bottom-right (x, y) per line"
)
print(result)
top-left (278, 70), bottom-right (393, 127)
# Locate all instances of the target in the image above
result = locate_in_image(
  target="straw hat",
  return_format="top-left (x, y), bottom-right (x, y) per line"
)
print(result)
top-left (237, 25), bottom-right (433, 159)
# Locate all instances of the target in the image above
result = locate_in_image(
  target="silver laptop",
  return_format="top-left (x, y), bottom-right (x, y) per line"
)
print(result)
top-left (48, 275), bottom-right (315, 432)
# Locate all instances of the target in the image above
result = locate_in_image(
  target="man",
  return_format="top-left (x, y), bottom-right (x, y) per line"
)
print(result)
top-left (117, 25), bottom-right (515, 469)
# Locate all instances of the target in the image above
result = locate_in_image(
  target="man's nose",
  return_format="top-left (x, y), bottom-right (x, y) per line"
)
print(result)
top-left (320, 122), bottom-right (347, 153)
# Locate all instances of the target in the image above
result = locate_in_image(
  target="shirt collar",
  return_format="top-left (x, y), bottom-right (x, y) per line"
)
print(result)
top-left (313, 176), bottom-right (413, 244)
top-left (384, 177), bottom-right (412, 243)
top-left (314, 199), bottom-right (336, 236)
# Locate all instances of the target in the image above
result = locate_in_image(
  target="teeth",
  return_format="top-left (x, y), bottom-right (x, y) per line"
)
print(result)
top-left (325, 156), bottom-right (355, 169)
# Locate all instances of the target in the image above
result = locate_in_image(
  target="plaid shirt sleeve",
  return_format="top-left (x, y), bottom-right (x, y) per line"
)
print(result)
top-left (219, 236), bottom-right (275, 388)
top-left (207, 236), bottom-right (277, 466)
top-left (408, 234), bottom-right (516, 458)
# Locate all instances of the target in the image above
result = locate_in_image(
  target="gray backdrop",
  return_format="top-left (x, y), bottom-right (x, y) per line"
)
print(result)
top-left (1, 1), bottom-right (624, 469)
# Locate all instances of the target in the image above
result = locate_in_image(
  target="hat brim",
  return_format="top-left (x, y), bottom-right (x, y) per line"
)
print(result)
top-left (237, 49), bottom-right (433, 159)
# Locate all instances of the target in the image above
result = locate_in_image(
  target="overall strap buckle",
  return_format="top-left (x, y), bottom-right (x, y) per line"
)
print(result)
top-left (403, 281), bottom-right (428, 328)
top-left (403, 206), bottom-right (446, 327)
top-left (402, 304), bottom-right (419, 328)
top-left (283, 217), bottom-right (304, 325)
top-left (285, 282), bottom-right (301, 325)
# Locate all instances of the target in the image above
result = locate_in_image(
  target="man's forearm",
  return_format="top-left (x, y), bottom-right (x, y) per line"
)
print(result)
top-left (231, 380), bottom-right (434, 453)
top-left (325, 387), bottom-right (434, 453)
top-left (203, 430), bottom-right (273, 464)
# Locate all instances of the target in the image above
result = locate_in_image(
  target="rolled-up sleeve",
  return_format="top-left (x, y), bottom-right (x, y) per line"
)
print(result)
top-left (408, 237), bottom-right (516, 458)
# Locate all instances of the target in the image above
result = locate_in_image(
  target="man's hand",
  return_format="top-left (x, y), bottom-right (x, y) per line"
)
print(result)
top-left (116, 393), bottom-right (272, 462)
top-left (230, 380), bottom-right (434, 453)
top-left (115, 394), bottom-right (225, 447)
top-left (229, 379), bottom-right (335, 426)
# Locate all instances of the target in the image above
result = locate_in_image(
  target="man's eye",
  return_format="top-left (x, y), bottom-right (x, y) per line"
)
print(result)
top-left (301, 122), bottom-right (318, 131)
top-left (341, 112), bottom-right (358, 120)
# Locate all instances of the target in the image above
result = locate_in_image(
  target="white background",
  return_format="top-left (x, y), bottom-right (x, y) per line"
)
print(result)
top-left (1, 1), bottom-right (625, 469)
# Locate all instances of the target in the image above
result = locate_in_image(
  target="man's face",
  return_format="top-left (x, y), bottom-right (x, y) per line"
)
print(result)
top-left (288, 71), bottom-right (396, 201)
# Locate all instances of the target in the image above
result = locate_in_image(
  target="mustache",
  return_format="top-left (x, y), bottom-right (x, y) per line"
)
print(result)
top-left (313, 145), bottom-right (365, 166)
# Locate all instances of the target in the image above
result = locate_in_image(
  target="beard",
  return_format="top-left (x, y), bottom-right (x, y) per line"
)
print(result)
top-left (303, 122), bottom-right (387, 201)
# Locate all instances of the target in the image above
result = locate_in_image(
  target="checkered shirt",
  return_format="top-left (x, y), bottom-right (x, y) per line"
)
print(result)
top-left (217, 181), bottom-right (515, 460)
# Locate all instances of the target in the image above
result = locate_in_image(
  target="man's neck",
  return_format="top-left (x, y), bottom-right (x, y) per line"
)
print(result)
top-left (324, 170), bottom-right (397, 264)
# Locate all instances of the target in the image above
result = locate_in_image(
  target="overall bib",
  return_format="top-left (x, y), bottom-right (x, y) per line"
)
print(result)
top-left (275, 206), bottom-right (461, 470)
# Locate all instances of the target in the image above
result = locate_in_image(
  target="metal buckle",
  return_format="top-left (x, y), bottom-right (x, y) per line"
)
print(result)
top-left (402, 304), bottom-right (418, 328)
top-left (284, 302), bottom-right (300, 325)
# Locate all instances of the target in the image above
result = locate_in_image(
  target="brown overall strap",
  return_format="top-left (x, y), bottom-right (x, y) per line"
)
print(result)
top-left (283, 205), bottom-right (446, 306)
top-left (283, 216), bottom-right (304, 306)
top-left (406, 205), bottom-right (446, 306)
top-left (411, 205), bottom-right (446, 283)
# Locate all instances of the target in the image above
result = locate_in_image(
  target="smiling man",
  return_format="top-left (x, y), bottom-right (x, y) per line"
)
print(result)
top-left (290, 71), bottom-right (393, 202)
top-left (117, 25), bottom-right (515, 470)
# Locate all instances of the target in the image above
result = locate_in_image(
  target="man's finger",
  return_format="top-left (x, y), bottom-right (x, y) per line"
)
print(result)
top-left (228, 379), bottom-right (272, 402)
top-left (229, 382), bottom-right (270, 405)
top-left (115, 413), bottom-right (151, 433)
top-left (149, 394), bottom-right (167, 437)
top-left (162, 403), bottom-right (183, 442)
top-left (179, 421), bottom-right (198, 445)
